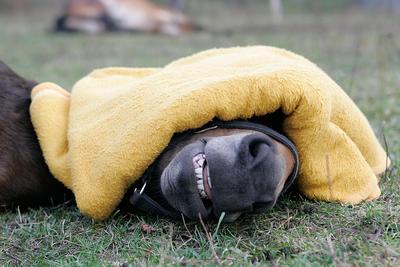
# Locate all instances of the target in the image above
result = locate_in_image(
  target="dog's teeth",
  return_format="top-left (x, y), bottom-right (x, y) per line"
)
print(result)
top-left (197, 181), bottom-right (204, 191)
top-left (198, 184), bottom-right (204, 191)
top-left (198, 158), bottom-right (205, 166)
top-left (197, 180), bottom-right (207, 198)
top-left (207, 176), bottom-right (212, 189)
top-left (193, 153), bottom-right (210, 199)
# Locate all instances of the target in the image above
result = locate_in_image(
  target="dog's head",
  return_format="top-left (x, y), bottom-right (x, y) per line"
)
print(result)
top-left (131, 121), bottom-right (299, 222)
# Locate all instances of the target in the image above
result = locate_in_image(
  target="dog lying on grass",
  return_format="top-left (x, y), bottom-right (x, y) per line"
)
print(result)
top-left (0, 61), bottom-right (298, 222)
top-left (55, 0), bottom-right (198, 35)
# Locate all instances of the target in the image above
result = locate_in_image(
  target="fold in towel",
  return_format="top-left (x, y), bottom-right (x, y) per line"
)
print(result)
top-left (30, 46), bottom-right (390, 220)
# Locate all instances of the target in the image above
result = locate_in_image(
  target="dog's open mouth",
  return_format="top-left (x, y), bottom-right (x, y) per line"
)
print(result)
top-left (192, 153), bottom-right (212, 200)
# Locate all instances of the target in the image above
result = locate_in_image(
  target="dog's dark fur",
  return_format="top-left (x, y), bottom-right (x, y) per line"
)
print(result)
top-left (0, 62), bottom-right (70, 209)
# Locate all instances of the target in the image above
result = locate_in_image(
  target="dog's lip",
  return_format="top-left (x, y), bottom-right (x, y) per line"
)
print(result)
top-left (202, 161), bottom-right (212, 200)
top-left (163, 141), bottom-right (212, 220)
top-left (185, 184), bottom-right (211, 220)
top-left (163, 169), bottom-right (210, 219)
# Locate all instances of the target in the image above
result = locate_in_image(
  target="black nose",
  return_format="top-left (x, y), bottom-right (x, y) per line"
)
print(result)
top-left (238, 133), bottom-right (277, 168)
top-left (204, 132), bottom-right (283, 219)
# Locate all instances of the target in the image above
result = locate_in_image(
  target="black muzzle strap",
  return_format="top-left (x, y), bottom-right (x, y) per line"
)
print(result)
top-left (129, 182), bottom-right (181, 219)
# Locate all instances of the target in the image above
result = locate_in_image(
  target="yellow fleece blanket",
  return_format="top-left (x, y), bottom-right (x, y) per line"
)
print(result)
top-left (30, 46), bottom-right (389, 220)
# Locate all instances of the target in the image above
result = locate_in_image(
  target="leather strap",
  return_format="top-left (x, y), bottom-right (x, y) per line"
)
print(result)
top-left (129, 185), bottom-right (181, 219)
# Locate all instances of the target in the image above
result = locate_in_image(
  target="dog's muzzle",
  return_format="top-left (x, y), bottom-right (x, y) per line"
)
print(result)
top-left (128, 119), bottom-right (300, 220)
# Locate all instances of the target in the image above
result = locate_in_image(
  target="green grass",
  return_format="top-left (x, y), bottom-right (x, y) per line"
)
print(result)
top-left (0, 1), bottom-right (399, 265)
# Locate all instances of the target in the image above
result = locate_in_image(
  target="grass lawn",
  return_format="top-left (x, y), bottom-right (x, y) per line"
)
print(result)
top-left (0, 1), bottom-right (399, 265)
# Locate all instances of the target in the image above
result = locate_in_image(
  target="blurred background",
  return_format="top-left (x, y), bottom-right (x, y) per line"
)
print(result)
top-left (0, 0), bottom-right (399, 105)
top-left (0, 0), bottom-right (400, 82)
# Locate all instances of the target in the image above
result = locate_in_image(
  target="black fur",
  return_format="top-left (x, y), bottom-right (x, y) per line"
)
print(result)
top-left (0, 61), bottom-right (71, 209)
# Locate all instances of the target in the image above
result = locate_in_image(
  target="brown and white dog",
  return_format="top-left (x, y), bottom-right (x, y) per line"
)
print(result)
top-left (0, 61), bottom-right (297, 222)
top-left (55, 0), bottom-right (197, 35)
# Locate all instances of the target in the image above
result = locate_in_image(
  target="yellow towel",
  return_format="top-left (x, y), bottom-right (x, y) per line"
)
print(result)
top-left (30, 46), bottom-right (390, 220)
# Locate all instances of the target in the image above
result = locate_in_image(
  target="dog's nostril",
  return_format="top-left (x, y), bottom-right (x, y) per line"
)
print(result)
top-left (249, 141), bottom-right (269, 157)
top-left (242, 133), bottom-right (273, 158)
top-left (249, 142), bottom-right (262, 157)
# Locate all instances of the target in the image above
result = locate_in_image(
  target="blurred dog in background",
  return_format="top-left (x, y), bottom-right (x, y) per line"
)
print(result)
top-left (55, 0), bottom-right (198, 35)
